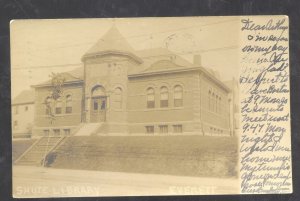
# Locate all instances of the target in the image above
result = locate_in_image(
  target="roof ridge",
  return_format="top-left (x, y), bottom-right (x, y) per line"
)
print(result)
top-left (83, 26), bottom-right (135, 58)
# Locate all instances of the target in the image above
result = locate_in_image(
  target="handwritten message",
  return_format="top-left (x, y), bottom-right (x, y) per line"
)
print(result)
top-left (239, 16), bottom-right (292, 194)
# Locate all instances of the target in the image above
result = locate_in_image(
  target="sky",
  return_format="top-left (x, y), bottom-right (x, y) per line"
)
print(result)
top-left (11, 16), bottom-right (240, 98)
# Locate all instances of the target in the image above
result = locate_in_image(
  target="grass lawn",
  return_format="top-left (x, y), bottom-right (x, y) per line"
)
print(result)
top-left (50, 135), bottom-right (238, 178)
top-left (12, 139), bottom-right (37, 162)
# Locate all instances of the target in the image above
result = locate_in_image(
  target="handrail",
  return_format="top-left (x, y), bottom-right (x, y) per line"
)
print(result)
top-left (42, 136), bottom-right (66, 167)
top-left (42, 135), bottom-right (52, 167)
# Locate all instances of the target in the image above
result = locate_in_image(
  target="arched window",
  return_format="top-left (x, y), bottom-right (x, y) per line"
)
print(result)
top-left (219, 97), bottom-right (222, 114)
top-left (216, 95), bottom-right (219, 113)
top-left (113, 87), bottom-right (122, 109)
top-left (212, 93), bottom-right (215, 112)
top-left (55, 98), bottom-right (62, 114)
top-left (208, 90), bottom-right (212, 111)
top-left (160, 86), bottom-right (169, 108)
top-left (147, 88), bottom-right (155, 108)
top-left (65, 95), bottom-right (72, 113)
top-left (174, 85), bottom-right (183, 107)
top-left (45, 97), bottom-right (52, 115)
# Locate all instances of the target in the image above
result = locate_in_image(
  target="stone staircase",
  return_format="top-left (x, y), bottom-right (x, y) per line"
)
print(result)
top-left (14, 136), bottom-right (65, 166)
top-left (74, 123), bottom-right (102, 136)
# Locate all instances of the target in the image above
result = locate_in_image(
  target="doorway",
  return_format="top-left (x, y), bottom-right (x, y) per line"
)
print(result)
top-left (90, 85), bottom-right (107, 122)
top-left (90, 96), bottom-right (106, 122)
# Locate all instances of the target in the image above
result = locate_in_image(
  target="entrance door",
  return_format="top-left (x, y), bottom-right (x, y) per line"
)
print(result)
top-left (90, 96), bottom-right (106, 122)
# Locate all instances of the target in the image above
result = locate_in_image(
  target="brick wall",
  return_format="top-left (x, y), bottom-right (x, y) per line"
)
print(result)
top-left (200, 74), bottom-right (231, 135)
top-left (127, 71), bottom-right (197, 134)
top-left (33, 83), bottom-right (83, 137)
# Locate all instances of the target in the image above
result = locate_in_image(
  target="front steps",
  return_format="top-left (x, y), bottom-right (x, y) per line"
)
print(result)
top-left (14, 136), bottom-right (65, 166)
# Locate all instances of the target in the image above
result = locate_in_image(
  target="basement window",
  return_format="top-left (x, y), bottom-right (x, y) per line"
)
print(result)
top-left (43, 129), bottom-right (49, 136)
top-left (159, 125), bottom-right (168, 134)
top-left (173, 125), bottom-right (183, 133)
top-left (145, 126), bottom-right (154, 134)
top-left (64, 129), bottom-right (70, 136)
top-left (53, 129), bottom-right (60, 136)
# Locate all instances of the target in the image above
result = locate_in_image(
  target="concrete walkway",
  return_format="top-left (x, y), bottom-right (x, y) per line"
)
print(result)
top-left (13, 165), bottom-right (239, 198)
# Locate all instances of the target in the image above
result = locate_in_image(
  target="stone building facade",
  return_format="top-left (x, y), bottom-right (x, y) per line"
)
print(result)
top-left (32, 26), bottom-right (232, 137)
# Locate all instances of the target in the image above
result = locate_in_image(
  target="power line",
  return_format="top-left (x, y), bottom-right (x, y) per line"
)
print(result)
top-left (13, 18), bottom-right (239, 53)
top-left (12, 45), bottom-right (238, 70)
top-left (13, 63), bottom-right (82, 70)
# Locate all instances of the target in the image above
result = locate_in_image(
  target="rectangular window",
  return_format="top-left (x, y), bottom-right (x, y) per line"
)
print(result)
top-left (53, 129), bottom-right (60, 136)
top-left (173, 125), bottom-right (183, 133)
top-left (13, 121), bottom-right (18, 129)
top-left (159, 125), bottom-right (168, 133)
top-left (160, 100), bottom-right (168, 108)
top-left (145, 126), bottom-right (154, 134)
top-left (43, 129), bottom-right (49, 136)
top-left (64, 129), bottom-right (70, 136)
top-left (174, 99), bottom-right (183, 107)
top-left (66, 107), bottom-right (72, 114)
top-left (55, 107), bottom-right (62, 114)
top-left (147, 101), bottom-right (155, 108)
top-left (25, 106), bottom-right (28, 111)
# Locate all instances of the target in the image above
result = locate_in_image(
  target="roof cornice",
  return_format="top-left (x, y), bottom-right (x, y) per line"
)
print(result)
top-left (128, 67), bottom-right (200, 78)
top-left (12, 101), bottom-right (34, 106)
top-left (129, 66), bottom-right (230, 92)
top-left (31, 80), bottom-right (83, 88)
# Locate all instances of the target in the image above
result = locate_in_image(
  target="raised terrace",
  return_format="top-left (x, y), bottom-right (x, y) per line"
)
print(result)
top-left (48, 135), bottom-right (238, 178)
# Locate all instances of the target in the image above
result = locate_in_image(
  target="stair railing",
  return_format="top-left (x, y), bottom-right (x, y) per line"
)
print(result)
top-left (42, 133), bottom-right (52, 167)
top-left (42, 135), bottom-right (66, 167)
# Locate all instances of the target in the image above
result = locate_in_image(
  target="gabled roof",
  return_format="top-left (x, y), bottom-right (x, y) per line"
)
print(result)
top-left (12, 89), bottom-right (35, 105)
top-left (82, 26), bottom-right (141, 63)
top-left (32, 67), bottom-right (83, 88)
top-left (145, 60), bottom-right (183, 72)
top-left (127, 47), bottom-right (195, 75)
top-left (136, 48), bottom-right (192, 67)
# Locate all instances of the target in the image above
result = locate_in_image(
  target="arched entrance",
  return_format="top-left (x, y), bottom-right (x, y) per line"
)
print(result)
top-left (90, 85), bottom-right (107, 122)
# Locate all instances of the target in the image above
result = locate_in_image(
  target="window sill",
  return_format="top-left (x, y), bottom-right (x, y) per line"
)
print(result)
top-left (145, 107), bottom-right (184, 111)
top-left (39, 113), bottom-right (80, 117)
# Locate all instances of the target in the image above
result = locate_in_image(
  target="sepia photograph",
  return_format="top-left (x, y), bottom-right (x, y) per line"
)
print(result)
top-left (10, 16), bottom-right (266, 197)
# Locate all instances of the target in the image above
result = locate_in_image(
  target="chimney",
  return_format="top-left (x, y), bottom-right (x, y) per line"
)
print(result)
top-left (193, 54), bottom-right (201, 66)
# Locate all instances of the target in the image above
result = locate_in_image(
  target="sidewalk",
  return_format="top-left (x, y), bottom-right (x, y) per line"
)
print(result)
top-left (13, 165), bottom-right (239, 198)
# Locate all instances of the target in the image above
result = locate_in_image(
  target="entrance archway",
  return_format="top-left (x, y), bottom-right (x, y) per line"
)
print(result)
top-left (90, 86), bottom-right (107, 122)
